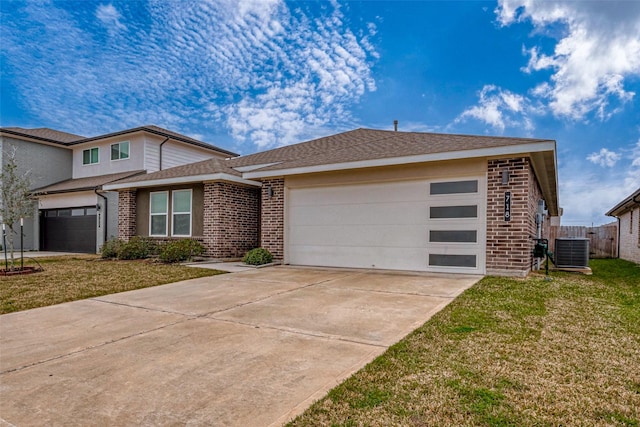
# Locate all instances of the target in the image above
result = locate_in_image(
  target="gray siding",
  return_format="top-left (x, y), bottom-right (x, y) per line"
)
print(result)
top-left (1, 136), bottom-right (72, 250)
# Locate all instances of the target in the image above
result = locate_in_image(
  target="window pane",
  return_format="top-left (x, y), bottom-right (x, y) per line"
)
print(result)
top-left (429, 254), bottom-right (476, 267)
top-left (58, 209), bottom-right (71, 217)
top-left (150, 193), bottom-right (168, 214)
top-left (86, 207), bottom-right (97, 215)
top-left (173, 213), bottom-right (190, 235)
top-left (151, 215), bottom-right (167, 235)
top-left (173, 190), bottom-right (191, 213)
top-left (430, 180), bottom-right (478, 195)
top-left (71, 208), bottom-right (85, 216)
top-left (91, 148), bottom-right (98, 163)
top-left (430, 230), bottom-right (477, 243)
top-left (430, 205), bottom-right (477, 219)
top-left (120, 142), bottom-right (129, 159)
top-left (45, 210), bottom-right (57, 217)
top-left (83, 150), bottom-right (90, 164)
top-left (111, 144), bottom-right (119, 160)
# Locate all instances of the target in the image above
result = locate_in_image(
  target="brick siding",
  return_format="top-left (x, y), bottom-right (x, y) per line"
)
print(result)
top-left (486, 157), bottom-right (544, 276)
top-left (618, 207), bottom-right (640, 264)
top-left (118, 190), bottom-right (137, 241)
top-left (259, 178), bottom-right (284, 260)
top-left (202, 182), bottom-right (260, 259)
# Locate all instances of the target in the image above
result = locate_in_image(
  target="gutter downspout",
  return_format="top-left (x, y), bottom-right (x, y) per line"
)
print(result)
top-left (95, 188), bottom-right (108, 245)
top-left (159, 137), bottom-right (170, 171)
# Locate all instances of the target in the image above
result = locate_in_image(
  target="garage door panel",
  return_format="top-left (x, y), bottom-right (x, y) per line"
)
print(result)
top-left (288, 245), bottom-right (428, 271)
top-left (290, 224), bottom-right (428, 247)
top-left (290, 181), bottom-right (428, 206)
top-left (290, 201), bottom-right (427, 226)
top-left (287, 177), bottom-right (485, 274)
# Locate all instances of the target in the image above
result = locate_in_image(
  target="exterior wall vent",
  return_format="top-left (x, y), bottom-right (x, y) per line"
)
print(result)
top-left (554, 238), bottom-right (590, 268)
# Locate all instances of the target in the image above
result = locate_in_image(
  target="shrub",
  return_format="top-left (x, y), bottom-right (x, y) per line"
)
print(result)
top-left (117, 236), bottom-right (158, 260)
top-left (100, 238), bottom-right (122, 259)
top-left (159, 239), bottom-right (205, 263)
top-left (242, 248), bottom-right (273, 266)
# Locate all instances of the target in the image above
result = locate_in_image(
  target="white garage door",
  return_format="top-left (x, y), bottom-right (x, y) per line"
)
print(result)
top-left (287, 178), bottom-right (485, 274)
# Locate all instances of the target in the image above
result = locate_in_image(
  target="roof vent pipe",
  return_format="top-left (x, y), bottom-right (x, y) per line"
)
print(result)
top-left (393, 120), bottom-right (398, 131)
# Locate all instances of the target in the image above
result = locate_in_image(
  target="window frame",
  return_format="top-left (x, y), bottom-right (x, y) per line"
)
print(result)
top-left (171, 189), bottom-right (192, 237)
top-left (149, 191), bottom-right (169, 237)
top-left (82, 147), bottom-right (99, 165)
top-left (110, 141), bottom-right (130, 161)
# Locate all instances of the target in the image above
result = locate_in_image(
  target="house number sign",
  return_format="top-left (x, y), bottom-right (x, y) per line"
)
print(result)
top-left (504, 191), bottom-right (511, 221)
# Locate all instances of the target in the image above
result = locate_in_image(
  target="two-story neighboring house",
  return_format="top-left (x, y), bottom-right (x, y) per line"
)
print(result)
top-left (1, 125), bottom-right (236, 253)
top-left (0, 128), bottom-right (81, 251)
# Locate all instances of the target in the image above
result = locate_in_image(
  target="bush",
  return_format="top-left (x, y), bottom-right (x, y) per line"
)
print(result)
top-left (242, 248), bottom-right (273, 266)
top-left (117, 236), bottom-right (158, 260)
top-left (100, 238), bottom-right (122, 259)
top-left (159, 239), bottom-right (205, 263)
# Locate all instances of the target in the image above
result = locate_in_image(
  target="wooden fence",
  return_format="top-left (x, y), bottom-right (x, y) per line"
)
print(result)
top-left (547, 223), bottom-right (618, 258)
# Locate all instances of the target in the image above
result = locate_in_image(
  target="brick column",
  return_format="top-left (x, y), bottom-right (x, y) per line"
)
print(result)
top-left (260, 178), bottom-right (284, 260)
top-left (203, 182), bottom-right (259, 259)
top-left (486, 157), bottom-right (541, 277)
top-left (118, 190), bottom-right (137, 242)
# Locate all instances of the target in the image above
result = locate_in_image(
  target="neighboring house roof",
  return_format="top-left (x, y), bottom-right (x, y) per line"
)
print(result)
top-left (0, 127), bottom-right (85, 144)
top-left (67, 125), bottom-right (238, 157)
top-left (33, 170), bottom-right (147, 194)
top-left (103, 158), bottom-right (260, 190)
top-left (606, 188), bottom-right (640, 217)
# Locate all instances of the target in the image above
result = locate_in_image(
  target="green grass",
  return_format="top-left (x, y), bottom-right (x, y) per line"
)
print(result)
top-left (289, 258), bottom-right (640, 426)
top-left (0, 255), bottom-right (225, 314)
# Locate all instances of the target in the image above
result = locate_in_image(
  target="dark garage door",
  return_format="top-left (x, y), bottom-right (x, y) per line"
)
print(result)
top-left (41, 207), bottom-right (97, 253)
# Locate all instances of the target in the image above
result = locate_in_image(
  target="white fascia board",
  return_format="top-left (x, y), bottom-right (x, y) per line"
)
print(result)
top-left (243, 141), bottom-right (557, 179)
top-left (233, 162), bottom-right (282, 172)
top-left (103, 173), bottom-right (262, 190)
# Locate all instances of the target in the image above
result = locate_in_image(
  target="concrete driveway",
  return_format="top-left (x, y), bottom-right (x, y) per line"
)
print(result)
top-left (0, 266), bottom-right (481, 426)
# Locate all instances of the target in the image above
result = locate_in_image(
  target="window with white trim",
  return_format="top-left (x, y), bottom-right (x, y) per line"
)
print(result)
top-left (111, 141), bottom-right (130, 161)
top-left (172, 190), bottom-right (192, 236)
top-left (150, 191), bottom-right (168, 236)
top-left (82, 147), bottom-right (99, 165)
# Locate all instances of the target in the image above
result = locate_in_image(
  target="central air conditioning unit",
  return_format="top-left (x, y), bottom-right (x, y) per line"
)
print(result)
top-left (554, 238), bottom-right (590, 268)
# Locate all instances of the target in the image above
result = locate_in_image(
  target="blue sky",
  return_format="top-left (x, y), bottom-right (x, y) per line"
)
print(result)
top-left (1, 0), bottom-right (639, 226)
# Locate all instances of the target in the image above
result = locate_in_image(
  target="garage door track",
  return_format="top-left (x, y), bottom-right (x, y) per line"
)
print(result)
top-left (0, 266), bottom-right (480, 426)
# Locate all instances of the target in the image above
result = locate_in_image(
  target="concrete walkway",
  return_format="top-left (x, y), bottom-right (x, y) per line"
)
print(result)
top-left (0, 266), bottom-right (481, 426)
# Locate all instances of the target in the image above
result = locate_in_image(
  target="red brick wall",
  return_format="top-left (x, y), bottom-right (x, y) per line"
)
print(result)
top-left (486, 157), bottom-right (542, 276)
top-left (202, 182), bottom-right (259, 259)
top-left (260, 178), bottom-right (284, 260)
top-left (118, 190), bottom-right (137, 241)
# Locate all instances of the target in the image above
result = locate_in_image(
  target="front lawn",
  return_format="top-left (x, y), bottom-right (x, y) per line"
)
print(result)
top-left (0, 256), bottom-right (224, 314)
top-left (289, 259), bottom-right (640, 426)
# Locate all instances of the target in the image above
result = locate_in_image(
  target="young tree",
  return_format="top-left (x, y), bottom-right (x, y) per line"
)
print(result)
top-left (0, 147), bottom-right (34, 270)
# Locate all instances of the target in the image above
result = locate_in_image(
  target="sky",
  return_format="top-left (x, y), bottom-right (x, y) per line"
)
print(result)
top-left (1, 0), bottom-right (639, 226)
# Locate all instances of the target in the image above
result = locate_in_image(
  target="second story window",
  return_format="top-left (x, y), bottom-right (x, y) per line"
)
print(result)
top-left (111, 141), bottom-right (130, 161)
top-left (82, 147), bottom-right (99, 165)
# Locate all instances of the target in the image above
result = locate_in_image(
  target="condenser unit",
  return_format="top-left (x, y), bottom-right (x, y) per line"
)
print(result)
top-left (554, 238), bottom-right (590, 268)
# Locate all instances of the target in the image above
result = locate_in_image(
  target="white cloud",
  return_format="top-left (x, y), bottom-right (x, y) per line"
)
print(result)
top-left (455, 85), bottom-right (533, 132)
top-left (586, 148), bottom-right (621, 167)
top-left (2, 1), bottom-right (378, 148)
top-left (96, 4), bottom-right (126, 34)
top-left (496, 0), bottom-right (640, 120)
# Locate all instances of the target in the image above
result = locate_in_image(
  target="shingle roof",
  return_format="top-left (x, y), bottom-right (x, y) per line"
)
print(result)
top-left (109, 158), bottom-right (241, 186)
top-left (33, 170), bottom-right (146, 194)
top-left (227, 128), bottom-right (553, 172)
top-left (1, 127), bottom-right (85, 144)
top-left (606, 187), bottom-right (640, 217)
top-left (68, 125), bottom-right (238, 157)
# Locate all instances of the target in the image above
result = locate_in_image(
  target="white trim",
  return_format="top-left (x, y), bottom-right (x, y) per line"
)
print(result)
top-left (233, 162), bottom-right (281, 172)
top-left (103, 173), bottom-right (262, 190)
top-left (171, 189), bottom-right (192, 237)
top-left (149, 191), bottom-right (168, 237)
top-left (244, 142), bottom-right (556, 179)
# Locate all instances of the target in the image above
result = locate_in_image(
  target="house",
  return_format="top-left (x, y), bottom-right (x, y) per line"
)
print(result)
top-left (104, 128), bottom-right (559, 277)
top-left (0, 126), bottom-right (236, 253)
top-left (606, 188), bottom-right (640, 264)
